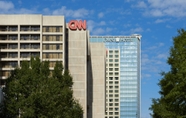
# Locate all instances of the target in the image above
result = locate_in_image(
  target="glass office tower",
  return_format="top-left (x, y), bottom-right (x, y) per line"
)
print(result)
top-left (90, 35), bottom-right (141, 118)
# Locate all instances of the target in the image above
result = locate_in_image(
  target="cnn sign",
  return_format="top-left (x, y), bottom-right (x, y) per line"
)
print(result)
top-left (68, 20), bottom-right (86, 30)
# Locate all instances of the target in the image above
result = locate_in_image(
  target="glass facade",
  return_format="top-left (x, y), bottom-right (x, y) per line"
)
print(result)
top-left (90, 36), bottom-right (141, 118)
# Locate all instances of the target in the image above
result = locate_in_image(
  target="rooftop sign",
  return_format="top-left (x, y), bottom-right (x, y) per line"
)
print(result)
top-left (68, 20), bottom-right (86, 30)
top-left (104, 38), bottom-right (133, 42)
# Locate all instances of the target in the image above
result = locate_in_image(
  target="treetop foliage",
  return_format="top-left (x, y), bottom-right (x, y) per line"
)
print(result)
top-left (150, 29), bottom-right (186, 118)
top-left (0, 57), bottom-right (83, 118)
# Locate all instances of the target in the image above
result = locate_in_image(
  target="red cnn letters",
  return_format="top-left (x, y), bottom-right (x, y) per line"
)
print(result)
top-left (68, 20), bottom-right (86, 30)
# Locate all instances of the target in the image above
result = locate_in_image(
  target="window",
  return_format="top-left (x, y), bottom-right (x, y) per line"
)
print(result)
top-left (9, 53), bottom-right (17, 58)
top-left (109, 90), bottom-right (113, 93)
top-left (9, 44), bottom-right (18, 49)
top-left (9, 62), bottom-right (17, 67)
top-left (115, 99), bottom-right (119, 102)
top-left (31, 44), bottom-right (39, 49)
top-left (109, 64), bottom-right (113, 66)
top-left (21, 53), bottom-right (30, 58)
top-left (46, 53), bottom-right (49, 58)
top-left (109, 99), bottom-right (113, 102)
top-left (109, 59), bottom-right (113, 62)
top-left (46, 26), bottom-right (49, 32)
top-left (115, 68), bottom-right (119, 71)
top-left (115, 64), bottom-right (119, 67)
top-left (115, 112), bottom-right (119, 115)
top-left (9, 26), bottom-right (18, 31)
top-left (109, 103), bottom-right (113, 106)
top-left (31, 52), bottom-right (39, 57)
top-left (46, 36), bottom-right (49, 41)
top-left (46, 44), bottom-right (49, 50)
top-left (109, 68), bottom-right (113, 71)
top-left (109, 94), bottom-right (113, 97)
top-left (56, 44), bottom-right (60, 50)
top-left (109, 86), bottom-right (113, 88)
top-left (115, 86), bottom-right (119, 89)
top-left (109, 55), bottom-right (113, 58)
top-left (115, 94), bottom-right (119, 97)
top-left (115, 59), bottom-right (119, 62)
top-left (31, 26), bottom-right (40, 31)
top-left (56, 26), bottom-right (60, 32)
top-left (115, 55), bottom-right (119, 58)
top-left (115, 50), bottom-right (119, 53)
top-left (109, 72), bottom-right (113, 76)
top-left (32, 35), bottom-right (39, 40)
top-left (56, 36), bottom-right (60, 41)
top-left (109, 77), bottom-right (113, 80)
top-left (9, 35), bottom-right (17, 40)
top-left (109, 81), bottom-right (113, 84)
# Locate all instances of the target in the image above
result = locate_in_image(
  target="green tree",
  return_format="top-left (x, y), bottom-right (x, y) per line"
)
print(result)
top-left (150, 29), bottom-right (186, 118)
top-left (0, 57), bottom-right (83, 118)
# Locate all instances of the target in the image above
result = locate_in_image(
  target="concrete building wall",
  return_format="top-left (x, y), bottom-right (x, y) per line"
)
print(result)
top-left (89, 43), bottom-right (106, 118)
top-left (0, 15), bottom-right (65, 83)
top-left (43, 16), bottom-right (64, 25)
top-left (0, 15), bottom-right (42, 25)
top-left (68, 29), bottom-right (88, 118)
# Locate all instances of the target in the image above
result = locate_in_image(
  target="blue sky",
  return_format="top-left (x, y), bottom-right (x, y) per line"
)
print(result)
top-left (1, 0), bottom-right (186, 117)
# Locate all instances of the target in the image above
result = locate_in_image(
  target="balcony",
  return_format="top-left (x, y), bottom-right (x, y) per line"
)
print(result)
top-left (0, 44), bottom-right (18, 52)
top-left (0, 62), bottom-right (18, 70)
top-left (20, 25), bottom-right (40, 32)
top-left (20, 35), bottom-right (40, 42)
top-left (0, 35), bottom-right (18, 42)
top-left (20, 52), bottom-right (40, 59)
top-left (0, 26), bottom-right (18, 32)
top-left (20, 44), bottom-right (40, 51)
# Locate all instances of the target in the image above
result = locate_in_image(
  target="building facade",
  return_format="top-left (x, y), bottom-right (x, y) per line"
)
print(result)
top-left (90, 36), bottom-right (141, 118)
top-left (0, 15), bottom-right (141, 118)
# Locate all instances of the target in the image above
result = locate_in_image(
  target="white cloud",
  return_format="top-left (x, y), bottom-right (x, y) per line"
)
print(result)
top-left (146, 28), bottom-right (151, 32)
top-left (52, 6), bottom-right (92, 18)
top-left (0, 1), bottom-right (14, 11)
top-left (136, 0), bottom-right (186, 17)
top-left (166, 25), bottom-right (172, 28)
top-left (159, 43), bottom-right (164, 47)
top-left (155, 19), bottom-right (169, 23)
top-left (130, 27), bottom-right (143, 33)
top-left (141, 42), bottom-right (169, 80)
top-left (43, 8), bottom-right (50, 14)
top-left (157, 54), bottom-right (167, 59)
top-left (99, 21), bottom-right (106, 26)
top-left (87, 20), bottom-right (95, 31)
top-left (98, 12), bottom-right (104, 18)
top-left (18, 0), bottom-right (22, 5)
top-left (148, 0), bottom-right (186, 9)
top-left (15, 8), bottom-right (36, 14)
top-left (133, 1), bottom-right (147, 8)
top-left (124, 23), bottom-right (131, 28)
top-left (87, 20), bottom-right (112, 35)
top-left (142, 74), bottom-right (151, 78)
top-left (0, 1), bottom-right (37, 14)
top-left (125, 0), bottom-right (134, 2)
top-left (92, 28), bottom-right (105, 35)
top-left (106, 27), bottom-right (112, 32)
